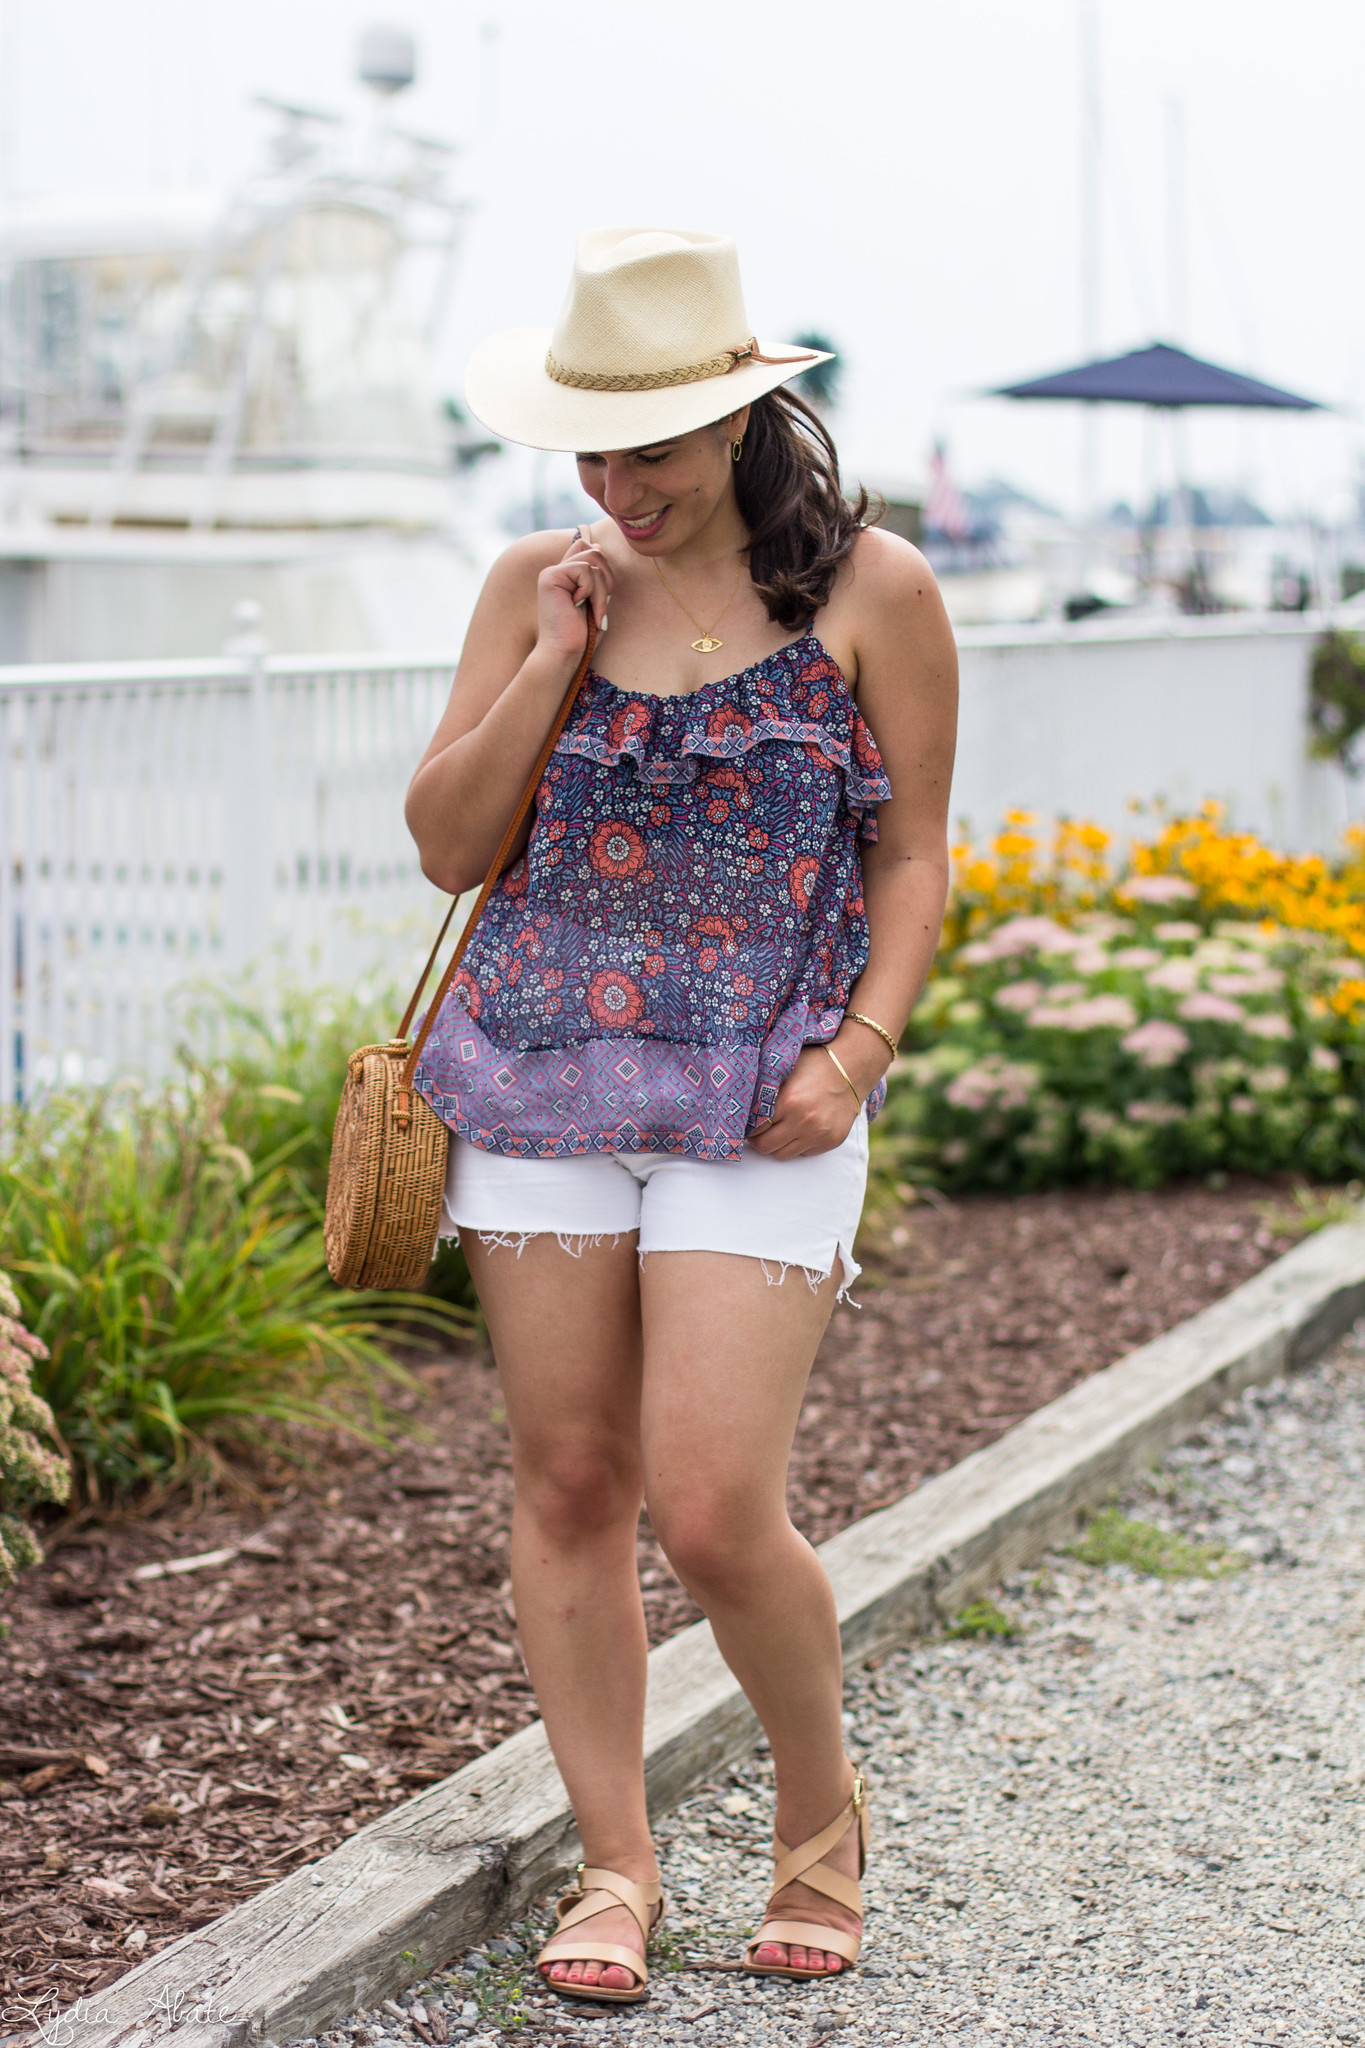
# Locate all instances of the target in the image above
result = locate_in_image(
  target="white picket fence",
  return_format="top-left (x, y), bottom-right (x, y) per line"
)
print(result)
top-left (0, 646), bottom-right (458, 1103)
top-left (0, 612), bottom-right (1343, 1102)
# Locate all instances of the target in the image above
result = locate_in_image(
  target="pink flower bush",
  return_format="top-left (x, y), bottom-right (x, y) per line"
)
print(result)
top-left (957, 916), bottom-right (1083, 964)
top-left (1177, 991), bottom-right (1246, 1023)
top-left (944, 1057), bottom-right (1036, 1112)
top-left (1207, 968), bottom-right (1285, 996)
top-left (1118, 875), bottom-right (1197, 904)
top-left (1244, 1013), bottom-right (1294, 1040)
top-left (1125, 1101), bottom-right (1186, 1125)
top-left (902, 844), bottom-right (1365, 1191)
top-left (1076, 995), bottom-right (1140, 1029)
top-left (1, 1272), bottom-right (67, 1588)
top-left (1146, 958), bottom-right (1200, 993)
top-left (1121, 1019), bottom-right (1191, 1067)
top-left (1028, 995), bottom-right (1137, 1031)
top-left (993, 979), bottom-right (1045, 1013)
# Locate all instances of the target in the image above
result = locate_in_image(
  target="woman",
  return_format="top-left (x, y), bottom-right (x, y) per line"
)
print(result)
top-left (405, 227), bottom-right (957, 2004)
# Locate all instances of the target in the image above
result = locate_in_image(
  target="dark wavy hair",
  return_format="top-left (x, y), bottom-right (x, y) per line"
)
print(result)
top-left (732, 387), bottom-right (869, 630)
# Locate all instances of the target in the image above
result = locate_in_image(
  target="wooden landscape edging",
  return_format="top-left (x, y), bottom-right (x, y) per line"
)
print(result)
top-left (59, 1212), bottom-right (1365, 2048)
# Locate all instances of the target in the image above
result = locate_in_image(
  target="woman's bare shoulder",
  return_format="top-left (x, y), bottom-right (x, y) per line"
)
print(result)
top-left (844, 523), bottom-right (944, 612)
top-left (820, 526), bottom-right (953, 685)
top-left (482, 526), bottom-right (578, 597)
top-left (456, 527), bottom-right (579, 681)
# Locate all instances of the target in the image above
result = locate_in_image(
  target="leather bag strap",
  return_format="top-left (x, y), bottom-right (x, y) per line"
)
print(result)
top-left (393, 614), bottom-right (598, 1128)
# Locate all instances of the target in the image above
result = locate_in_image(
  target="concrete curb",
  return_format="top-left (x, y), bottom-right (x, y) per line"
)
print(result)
top-left (65, 1214), bottom-right (1365, 2048)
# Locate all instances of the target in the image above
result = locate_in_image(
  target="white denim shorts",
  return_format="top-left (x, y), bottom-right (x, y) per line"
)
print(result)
top-left (439, 1111), bottom-right (869, 1300)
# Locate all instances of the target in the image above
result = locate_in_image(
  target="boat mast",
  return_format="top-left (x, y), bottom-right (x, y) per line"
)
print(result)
top-left (1079, 0), bottom-right (1103, 559)
top-left (1165, 94), bottom-right (1195, 598)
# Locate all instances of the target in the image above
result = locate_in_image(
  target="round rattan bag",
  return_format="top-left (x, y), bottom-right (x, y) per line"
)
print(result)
top-left (324, 1040), bottom-right (450, 1290)
top-left (323, 621), bottom-right (596, 1291)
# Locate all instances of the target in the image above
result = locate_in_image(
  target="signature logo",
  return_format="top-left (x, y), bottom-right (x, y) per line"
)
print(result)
top-left (1, 1987), bottom-right (236, 2044)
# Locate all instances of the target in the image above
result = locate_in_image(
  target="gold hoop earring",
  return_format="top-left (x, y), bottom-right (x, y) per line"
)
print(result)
top-left (731, 437), bottom-right (744, 462)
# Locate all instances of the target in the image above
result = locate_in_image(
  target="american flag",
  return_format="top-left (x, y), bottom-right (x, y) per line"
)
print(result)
top-left (924, 441), bottom-right (971, 541)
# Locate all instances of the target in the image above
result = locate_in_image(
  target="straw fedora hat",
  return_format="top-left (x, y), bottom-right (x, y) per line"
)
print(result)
top-left (464, 227), bottom-right (832, 454)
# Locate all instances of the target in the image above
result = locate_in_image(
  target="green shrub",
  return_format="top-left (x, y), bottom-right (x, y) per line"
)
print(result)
top-left (881, 909), bottom-right (1365, 1194)
top-left (1309, 630), bottom-right (1365, 765)
top-left (0, 1068), bottom-right (470, 1503)
top-left (877, 806), bottom-right (1365, 1196)
top-left (184, 976), bottom-right (478, 1316)
top-left (0, 1270), bottom-right (69, 1586)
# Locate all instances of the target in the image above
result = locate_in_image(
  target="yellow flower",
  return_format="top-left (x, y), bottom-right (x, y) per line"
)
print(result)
top-left (940, 807), bottom-right (1365, 964)
top-left (1330, 978), bottom-right (1365, 1017)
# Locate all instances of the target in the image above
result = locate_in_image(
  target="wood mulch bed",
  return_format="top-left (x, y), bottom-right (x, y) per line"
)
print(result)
top-left (0, 1176), bottom-right (1298, 2010)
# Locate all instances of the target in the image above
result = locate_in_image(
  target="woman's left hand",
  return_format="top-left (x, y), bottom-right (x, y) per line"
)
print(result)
top-left (748, 1045), bottom-right (867, 1158)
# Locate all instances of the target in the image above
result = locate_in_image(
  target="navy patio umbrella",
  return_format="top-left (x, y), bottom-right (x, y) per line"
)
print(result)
top-left (994, 342), bottom-right (1323, 412)
top-left (992, 343), bottom-right (1325, 611)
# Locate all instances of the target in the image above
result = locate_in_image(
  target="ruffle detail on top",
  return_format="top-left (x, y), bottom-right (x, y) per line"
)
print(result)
top-left (558, 633), bottom-right (892, 825)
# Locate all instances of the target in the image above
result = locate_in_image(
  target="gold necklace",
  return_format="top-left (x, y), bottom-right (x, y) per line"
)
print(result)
top-left (653, 554), bottom-right (744, 654)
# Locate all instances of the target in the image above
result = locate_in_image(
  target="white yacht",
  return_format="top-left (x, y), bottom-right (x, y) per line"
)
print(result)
top-left (0, 28), bottom-right (497, 662)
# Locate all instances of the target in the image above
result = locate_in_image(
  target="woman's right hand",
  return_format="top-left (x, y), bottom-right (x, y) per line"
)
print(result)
top-left (407, 525), bottom-right (616, 892)
top-left (535, 527), bottom-right (614, 667)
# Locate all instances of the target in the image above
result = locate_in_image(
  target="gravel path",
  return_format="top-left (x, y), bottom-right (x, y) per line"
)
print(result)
top-left (300, 1331), bottom-right (1365, 2048)
top-left (2, 1182), bottom-right (1290, 2011)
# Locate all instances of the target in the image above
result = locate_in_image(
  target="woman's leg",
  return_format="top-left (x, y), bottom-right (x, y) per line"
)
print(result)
top-left (464, 1233), bottom-right (656, 1992)
top-left (640, 1250), bottom-right (859, 1975)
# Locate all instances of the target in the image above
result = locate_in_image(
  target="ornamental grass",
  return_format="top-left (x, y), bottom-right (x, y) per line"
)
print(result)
top-left (188, 976), bottom-right (480, 1317)
top-left (0, 978), bottom-right (476, 1506)
top-left (883, 806), bottom-right (1365, 1193)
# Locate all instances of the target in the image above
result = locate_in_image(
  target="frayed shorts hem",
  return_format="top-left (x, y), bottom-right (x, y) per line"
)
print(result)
top-left (447, 1228), bottom-right (850, 1299)
top-left (438, 1116), bottom-right (869, 1304)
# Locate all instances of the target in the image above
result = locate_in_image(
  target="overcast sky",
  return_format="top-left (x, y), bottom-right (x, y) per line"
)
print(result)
top-left (3, 0), bottom-right (1361, 524)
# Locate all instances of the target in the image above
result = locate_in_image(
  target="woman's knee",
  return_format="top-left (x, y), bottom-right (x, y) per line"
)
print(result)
top-left (648, 1485), bottom-right (780, 1599)
top-left (514, 1437), bottom-right (642, 1544)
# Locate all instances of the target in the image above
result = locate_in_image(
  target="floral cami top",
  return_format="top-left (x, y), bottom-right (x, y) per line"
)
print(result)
top-left (413, 631), bottom-right (892, 1162)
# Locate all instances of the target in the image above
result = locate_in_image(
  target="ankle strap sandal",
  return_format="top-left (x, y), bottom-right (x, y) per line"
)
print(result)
top-left (744, 1768), bottom-right (869, 1980)
top-left (536, 1864), bottom-right (665, 2005)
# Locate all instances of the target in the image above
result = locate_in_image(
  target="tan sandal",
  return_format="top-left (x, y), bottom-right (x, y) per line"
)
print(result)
top-left (744, 1767), bottom-right (868, 1981)
top-left (535, 1863), bottom-right (665, 2005)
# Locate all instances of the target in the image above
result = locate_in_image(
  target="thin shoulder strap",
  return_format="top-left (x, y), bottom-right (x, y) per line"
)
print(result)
top-left (393, 616), bottom-right (598, 1129)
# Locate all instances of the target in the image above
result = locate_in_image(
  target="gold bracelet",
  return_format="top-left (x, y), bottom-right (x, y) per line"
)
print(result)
top-left (848, 1011), bottom-right (899, 1061)
top-left (824, 1044), bottom-right (864, 1108)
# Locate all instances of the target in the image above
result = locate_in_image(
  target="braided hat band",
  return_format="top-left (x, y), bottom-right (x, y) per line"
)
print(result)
top-left (544, 336), bottom-right (819, 395)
